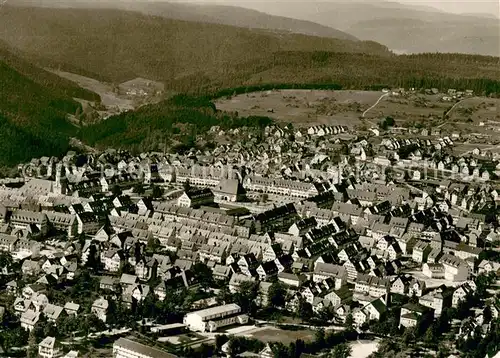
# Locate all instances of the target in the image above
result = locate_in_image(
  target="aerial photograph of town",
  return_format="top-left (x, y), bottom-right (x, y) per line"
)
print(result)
top-left (0, 0), bottom-right (499, 357)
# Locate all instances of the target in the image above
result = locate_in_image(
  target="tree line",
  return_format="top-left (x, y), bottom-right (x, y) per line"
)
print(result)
top-left (170, 51), bottom-right (500, 97)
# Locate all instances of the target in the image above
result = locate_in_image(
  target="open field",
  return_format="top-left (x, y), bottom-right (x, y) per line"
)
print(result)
top-left (349, 340), bottom-right (379, 358)
top-left (404, 270), bottom-right (468, 289)
top-left (443, 97), bottom-right (500, 136)
top-left (215, 90), bottom-right (500, 130)
top-left (250, 327), bottom-right (315, 345)
top-left (48, 69), bottom-right (135, 111)
top-left (452, 142), bottom-right (500, 156)
top-left (447, 97), bottom-right (499, 123)
top-left (158, 332), bottom-right (205, 346)
top-left (215, 89), bottom-right (379, 128)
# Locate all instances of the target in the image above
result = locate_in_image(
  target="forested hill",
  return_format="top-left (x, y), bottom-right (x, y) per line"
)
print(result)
top-left (76, 50), bottom-right (500, 155)
top-left (77, 95), bottom-right (274, 154)
top-left (0, 6), bottom-right (496, 97)
top-left (0, 5), bottom-right (498, 168)
top-left (0, 47), bottom-right (91, 167)
top-left (9, 0), bottom-right (358, 42)
top-left (0, 41), bottom-right (100, 103)
top-left (0, 5), bottom-right (390, 84)
top-left (171, 52), bottom-right (500, 96)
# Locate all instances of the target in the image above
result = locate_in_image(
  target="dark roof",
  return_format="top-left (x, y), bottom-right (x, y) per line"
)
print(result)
top-left (306, 190), bottom-right (339, 206)
top-left (184, 188), bottom-right (214, 200)
top-left (77, 212), bottom-right (98, 223)
top-left (260, 260), bottom-right (278, 274)
top-left (215, 179), bottom-right (241, 196)
top-left (71, 204), bottom-right (85, 214)
top-left (254, 203), bottom-right (297, 223)
top-left (292, 217), bottom-right (317, 231)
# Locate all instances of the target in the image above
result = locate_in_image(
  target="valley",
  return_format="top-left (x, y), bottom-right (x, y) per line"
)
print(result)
top-left (48, 70), bottom-right (135, 113)
top-left (0, 1), bottom-right (499, 358)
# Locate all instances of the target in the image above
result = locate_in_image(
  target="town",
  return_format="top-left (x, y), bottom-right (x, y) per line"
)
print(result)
top-left (0, 106), bottom-right (498, 358)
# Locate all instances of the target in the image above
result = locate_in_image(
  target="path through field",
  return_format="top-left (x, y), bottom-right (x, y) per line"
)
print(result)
top-left (362, 92), bottom-right (389, 117)
top-left (47, 69), bottom-right (135, 111)
top-left (446, 97), bottom-right (475, 117)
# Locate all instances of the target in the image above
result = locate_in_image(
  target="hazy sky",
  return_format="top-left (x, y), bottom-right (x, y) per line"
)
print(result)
top-left (396, 0), bottom-right (499, 15)
top-left (178, 0), bottom-right (499, 17)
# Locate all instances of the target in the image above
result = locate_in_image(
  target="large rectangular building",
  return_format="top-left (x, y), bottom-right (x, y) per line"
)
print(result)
top-left (113, 338), bottom-right (177, 358)
top-left (183, 303), bottom-right (248, 333)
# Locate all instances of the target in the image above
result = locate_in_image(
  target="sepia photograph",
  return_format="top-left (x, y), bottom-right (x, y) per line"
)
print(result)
top-left (0, 0), bottom-right (499, 357)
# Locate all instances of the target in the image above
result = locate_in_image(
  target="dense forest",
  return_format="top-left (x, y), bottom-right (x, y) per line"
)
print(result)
top-left (78, 95), bottom-right (273, 153)
top-left (0, 6), bottom-right (391, 84)
top-left (0, 41), bottom-right (102, 167)
top-left (0, 41), bottom-right (99, 102)
top-left (171, 51), bottom-right (500, 96)
top-left (0, 113), bottom-right (70, 168)
top-left (8, 0), bottom-right (358, 42)
top-left (0, 6), bottom-right (498, 97)
top-left (0, 58), bottom-right (83, 166)
top-left (1, 6), bottom-right (497, 96)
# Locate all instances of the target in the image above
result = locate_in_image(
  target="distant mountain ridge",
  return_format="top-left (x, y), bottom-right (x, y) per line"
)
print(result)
top-left (0, 2), bottom-right (498, 167)
top-left (0, 5), bottom-right (390, 84)
top-left (237, 0), bottom-right (500, 56)
top-left (7, 0), bottom-right (357, 41)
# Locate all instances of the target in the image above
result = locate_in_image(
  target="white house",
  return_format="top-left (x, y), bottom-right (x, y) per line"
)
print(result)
top-left (452, 283), bottom-right (475, 307)
top-left (91, 297), bottom-right (108, 322)
top-left (21, 310), bottom-right (40, 331)
top-left (440, 254), bottom-right (469, 282)
top-left (38, 336), bottom-right (61, 358)
top-left (177, 188), bottom-right (214, 208)
top-left (313, 263), bottom-right (347, 289)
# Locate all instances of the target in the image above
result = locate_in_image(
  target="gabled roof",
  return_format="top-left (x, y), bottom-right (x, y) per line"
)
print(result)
top-left (39, 336), bottom-right (56, 349)
top-left (214, 179), bottom-right (241, 195)
top-left (314, 263), bottom-right (346, 277)
top-left (64, 302), bottom-right (80, 312)
top-left (43, 304), bottom-right (64, 320)
top-left (402, 302), bottom-right (430, 314)
top-left (258, 260), bottom-right (278, 274)
top-left (183, 188), bottom-right (214, 200)
top-left (368, 298), bottom-right (387, 315)
top-left (120, 273), bottom-right (139, 285)
top-left (92, 297), bottom-right (109, 309)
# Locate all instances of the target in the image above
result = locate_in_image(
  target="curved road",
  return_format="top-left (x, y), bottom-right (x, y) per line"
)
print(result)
top-left (445, 97), bottom-right (475, 117)
top-left (362, 93), bottom-right (390, 118)
top-left (433, 97), bottom-right (477, 129)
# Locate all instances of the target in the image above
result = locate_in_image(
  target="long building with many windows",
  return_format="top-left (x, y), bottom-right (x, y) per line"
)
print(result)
top-left (183, 303), bottom-right (248, 332)
top-left (113, 338), bottom-right (178, 358)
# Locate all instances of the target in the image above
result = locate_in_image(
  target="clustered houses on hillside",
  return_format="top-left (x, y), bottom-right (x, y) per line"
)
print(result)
top-left (0, 121), bottom-right (499, 357)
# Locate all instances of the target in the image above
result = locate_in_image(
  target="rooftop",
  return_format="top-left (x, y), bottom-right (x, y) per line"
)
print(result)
top-left (113, 338), bottom-right (177, 358)
top-left (186, 303), bottom-right (241, 320)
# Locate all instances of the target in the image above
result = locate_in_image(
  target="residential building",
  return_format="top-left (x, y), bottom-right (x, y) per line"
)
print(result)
top-left (177, 188), bottom-right (215, 208)
top-left (38, 336), bottom-right (61, 358)
top-left (91, 297), bottom-right (108, 322)
top-left (440, 254), bottom-right (469, 282)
